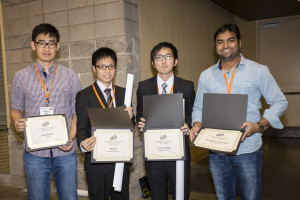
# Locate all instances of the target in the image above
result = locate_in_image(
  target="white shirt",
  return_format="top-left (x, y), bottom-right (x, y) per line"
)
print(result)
top-left (96, 80), bottom-right (116, 107)
top-left (157, 73), bottom-right (174, 94)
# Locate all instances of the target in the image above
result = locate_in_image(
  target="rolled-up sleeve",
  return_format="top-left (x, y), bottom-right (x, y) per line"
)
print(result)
top-left (10, 72), bottom-right (25, 111)
top-left (259, 66), bottom-right (288, 129)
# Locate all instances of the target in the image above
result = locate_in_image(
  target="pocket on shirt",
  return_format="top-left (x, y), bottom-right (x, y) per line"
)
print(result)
top-left (234, 81), bottom-right (252, 93)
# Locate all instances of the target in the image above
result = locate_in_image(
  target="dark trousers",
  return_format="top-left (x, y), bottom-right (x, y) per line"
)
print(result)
top-left (86, 166), bottom-right (129, 200)
top-left (145, 161), bottom-right (190, 200)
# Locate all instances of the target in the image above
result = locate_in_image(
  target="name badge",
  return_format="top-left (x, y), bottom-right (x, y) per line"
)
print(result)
top-left (40, 107), bottom-right (54, 115)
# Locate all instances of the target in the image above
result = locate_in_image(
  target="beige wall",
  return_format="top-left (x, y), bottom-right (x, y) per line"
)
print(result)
top-left (257, 15), bottom-right (300, 126)
top-left (139, 0), bottom-right (235, 88)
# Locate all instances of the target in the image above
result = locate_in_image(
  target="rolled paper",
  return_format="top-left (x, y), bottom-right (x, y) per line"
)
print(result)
top-left (176, 99), bottom-right (185, 199)
top-left (124, 73), bottom-right (134, 107)
top-left (113, 74), bottom-right (134, 192)
top-left (113, 162), bottom-right (125, 192)
top-left (77, 189), bottom-right (88, 197)
top-left (176, 160), bottom-right (184, 200)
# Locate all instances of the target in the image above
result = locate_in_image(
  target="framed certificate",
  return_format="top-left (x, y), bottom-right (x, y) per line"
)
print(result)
top-left (25, 115), bottom-right (70, 152)
top-left (192, 128), bottom-right (243, 154)
top-left (143, 129), bottom-right (185, 161)
top-left (91, 128), bottom-right (134, 163)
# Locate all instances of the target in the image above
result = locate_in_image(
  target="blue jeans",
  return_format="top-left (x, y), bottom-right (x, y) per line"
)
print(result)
top-left (23, 151), bottom-right (78, 200)
top-left (209, 149), bottom-right (263, 200)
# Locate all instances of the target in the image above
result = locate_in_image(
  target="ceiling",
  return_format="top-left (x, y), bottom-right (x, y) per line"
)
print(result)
top-left (210, 0), bottom-right (300, 21)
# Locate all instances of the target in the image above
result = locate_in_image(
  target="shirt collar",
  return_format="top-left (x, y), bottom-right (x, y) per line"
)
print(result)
top-left (35, 60), bottom-right (58, 73)
top-left (218, 54), bottom-right (245, 70)
top-left (157, 73), bottom-right (174, 86)
top-left (97, 80), bottom-right (113, 94)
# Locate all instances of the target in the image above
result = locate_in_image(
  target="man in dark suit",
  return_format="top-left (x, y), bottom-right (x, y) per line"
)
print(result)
top-left (137, 42), bottom-right (195, 200)
top-left (76, 47), bottom-right (134, 200)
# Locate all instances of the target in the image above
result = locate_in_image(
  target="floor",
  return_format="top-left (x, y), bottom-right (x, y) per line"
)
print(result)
top-left (0, 137), bottom-right (299, 200)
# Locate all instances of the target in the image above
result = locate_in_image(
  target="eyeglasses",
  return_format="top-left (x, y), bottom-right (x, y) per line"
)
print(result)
top-left (35, 41), bottom-right (57, 49)
top-left (154, 54), bottom-right (174, 61)
top-left (96, 64), bottom-right (116, 70)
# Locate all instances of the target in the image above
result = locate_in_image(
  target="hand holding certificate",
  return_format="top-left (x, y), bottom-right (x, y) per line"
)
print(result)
top-left (191, 93), bottom-right (248, 154)
top-left (143, 93), bottom-right (185, 161)
top-left (25, 115), bottom-right (69, 152)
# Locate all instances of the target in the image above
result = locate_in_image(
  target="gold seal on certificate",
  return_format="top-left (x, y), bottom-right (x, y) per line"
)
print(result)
top-left (92, 129), bottom-right (133, 163)
top-left (144, 129), bottom-right (185, 161)
top-left (25, 115), bottom-right (69, 152)
top-left (192, 128), bottom-right (243, 154)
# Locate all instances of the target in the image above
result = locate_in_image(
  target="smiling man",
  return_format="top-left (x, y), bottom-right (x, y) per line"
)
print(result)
top-left (10, 23), bottom-right (81, 199)
top-left (137, 42), bottom-right (195, 200)
top-left (190, 23), bottom-right (288, 200)
top-left (76, 47), bottom-right (134, 200)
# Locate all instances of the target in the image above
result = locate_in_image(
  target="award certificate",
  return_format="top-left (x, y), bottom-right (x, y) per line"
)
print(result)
top-left (144, 129), bottom-right (184, 161)
top-left (25, 115), bottom-right (69, 152)
top-left (92, 129), bottom-right (133, 163)
top-left (193, 128), bottom-right (243, 153)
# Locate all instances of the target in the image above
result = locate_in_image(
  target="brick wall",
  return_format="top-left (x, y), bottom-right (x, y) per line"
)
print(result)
top-left (1, 0), bottom-right (144, 199)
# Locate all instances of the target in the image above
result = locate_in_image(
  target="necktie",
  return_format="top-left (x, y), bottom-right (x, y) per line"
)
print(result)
top-left (162, 83), bottom-right (168, 94)
top-left (104, 88), bottom-right (113, 108)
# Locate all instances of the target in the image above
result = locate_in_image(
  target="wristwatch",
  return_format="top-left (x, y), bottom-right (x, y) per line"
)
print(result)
top-left (256, 122), bottom-right (266, 133)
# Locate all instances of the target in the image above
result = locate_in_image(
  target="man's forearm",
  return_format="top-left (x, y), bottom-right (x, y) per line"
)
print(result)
top-left (69, 115), bottom-right (77, 141)
top-left (11, 108), bottom-right (24, 123)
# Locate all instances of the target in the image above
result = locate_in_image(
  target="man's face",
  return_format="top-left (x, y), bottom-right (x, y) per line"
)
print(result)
top-left (215, 30), bottom-right (241, 61)
top-left (152, 47), bottom-right (178, 76)
top-left (93, 56), bottom-right (116, 87)
top-left (30, 33), bottom-right (60, 64)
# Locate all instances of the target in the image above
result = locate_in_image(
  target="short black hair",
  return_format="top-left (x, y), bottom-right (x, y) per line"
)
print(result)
top-left (214, 23), bottom-right (241, 44)
top-left (32, 23), bottom-right (60, 42)
top-left (150, 42), bottom-right (178, 63)
top-left (92, 47), bottom-right (117, 67)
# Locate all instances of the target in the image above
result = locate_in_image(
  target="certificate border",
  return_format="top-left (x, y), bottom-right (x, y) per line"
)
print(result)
top-left (91, 127), bottom-right (134, 163)
top-left (143, 128), bottom-right (186, 161)
top-left (191, 128), bottom-right (243, 155)
top-left (24, 114), bottom-right (70, 152)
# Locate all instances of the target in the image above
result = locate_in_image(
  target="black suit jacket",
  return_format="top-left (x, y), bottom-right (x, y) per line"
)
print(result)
top-left (76, 82), bottom-right (134, 173)
top-left (136, 75), bottom-right (195, 160)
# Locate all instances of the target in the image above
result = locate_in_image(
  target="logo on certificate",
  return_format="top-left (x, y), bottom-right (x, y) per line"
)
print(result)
top-left (42, 121), bottom-right (49, 127)
top-left (110, 135), bottom-right (117, 140)
top-left (160, 135), bottom-right (167, 140)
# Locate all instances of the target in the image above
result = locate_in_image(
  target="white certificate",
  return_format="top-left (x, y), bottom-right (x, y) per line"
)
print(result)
top-left (92, 129), bottom-right (133, 163)
top-left (25, 115), bottom-right (69, 152)
top-left (144, 129), bottom-right (185, 161)
top-left (193, 128), bottom-right (242, 153)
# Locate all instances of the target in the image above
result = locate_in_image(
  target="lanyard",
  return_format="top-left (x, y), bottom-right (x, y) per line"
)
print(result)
top-left (92, 83), bottom-right (115, 108)
top-left (221, 57), bottom-right (241, 94)
top-left (157, 84), bottom-right (174, 94)
top-left (35, 64), bottom-right (58, 106)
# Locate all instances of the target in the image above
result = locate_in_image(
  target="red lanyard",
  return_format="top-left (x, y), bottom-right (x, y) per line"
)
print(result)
top-left (157, 84), bottom-right (174, 94)
top-left (92, 83), bottom-right (115, 108)
top-left (35, 64), bottom-right (58, 105)
top-left (221, 57), bottom-right (241, 94)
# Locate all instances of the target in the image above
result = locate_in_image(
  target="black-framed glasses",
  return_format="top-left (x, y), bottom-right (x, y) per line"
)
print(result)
top-left (96, 64), bottom-right (116, 70)
top-left (35, 41), bottom-right (57, 49)
top-left (154, 54), bottom-right (174, 61)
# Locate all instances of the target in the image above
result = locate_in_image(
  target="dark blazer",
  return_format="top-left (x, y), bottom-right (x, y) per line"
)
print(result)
top-left (76, 82), bottom-right (134, 173)
top-left (136, 75), bottom-right (195, 160)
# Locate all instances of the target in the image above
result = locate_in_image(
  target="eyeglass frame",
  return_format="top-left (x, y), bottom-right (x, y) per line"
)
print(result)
top-left (154, 54), bottom-right (174, 61)
top-left (35, 41), bottom-right (57, 49)
top-left (95, 64), bottom-right (116, 70)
